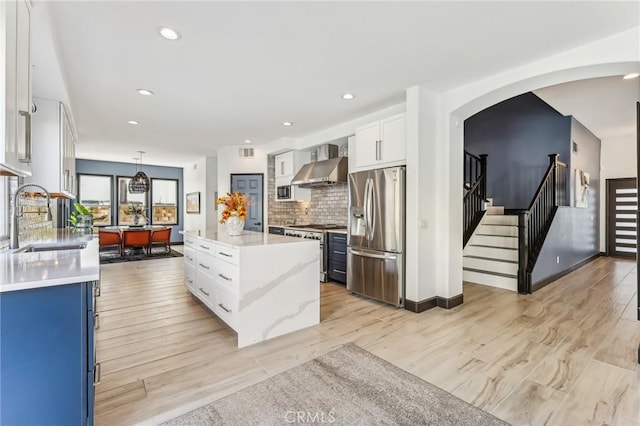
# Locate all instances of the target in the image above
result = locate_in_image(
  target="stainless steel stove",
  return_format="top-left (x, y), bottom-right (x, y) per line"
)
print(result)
top-left (283, 224), bottom-right (346, 281)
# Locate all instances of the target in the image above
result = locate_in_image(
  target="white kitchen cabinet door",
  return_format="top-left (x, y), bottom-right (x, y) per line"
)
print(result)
top-left (275, 151), bottom-right (294, 178)
top-left (0, 0), bottom-right (32, 176)
top-left (352, 113), bottom-right (406, 171)
top-left (25, 98), bottom-right (77, 197)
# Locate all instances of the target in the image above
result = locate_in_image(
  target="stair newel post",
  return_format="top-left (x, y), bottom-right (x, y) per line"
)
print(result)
top-left (549, 154), bottom-right (559, 207)
top-left (480, 154), bottom-right (488, 203)
top-left (518, 212), bottom-right (530, 294)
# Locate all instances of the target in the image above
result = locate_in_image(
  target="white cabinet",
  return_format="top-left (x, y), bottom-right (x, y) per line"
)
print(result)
top-left (0, 0), bottom-right (32, 176)
top-left (351, 113), bottom-right (406, 171)
top-left (25, 98), bottom-right (77, 197)
top-left (274, 150), bottom-right (310, 202)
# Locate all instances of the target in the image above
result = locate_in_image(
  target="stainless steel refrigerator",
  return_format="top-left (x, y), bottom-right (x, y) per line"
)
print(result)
top-left (347, 166), bottom-right (405, 307)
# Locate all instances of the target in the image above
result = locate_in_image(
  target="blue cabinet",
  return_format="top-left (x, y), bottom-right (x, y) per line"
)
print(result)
top-left (0, 281), bottom-right (97, 425)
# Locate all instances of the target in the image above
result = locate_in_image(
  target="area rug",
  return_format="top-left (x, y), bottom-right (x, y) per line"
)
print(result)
top-left (99, 249), bottom-right (183, 264)
top-left (160, 343), bottom-right (509, 426)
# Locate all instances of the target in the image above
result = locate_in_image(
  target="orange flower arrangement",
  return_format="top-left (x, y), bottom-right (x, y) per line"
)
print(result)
top-left (216, 191), bottom-right (250, 224)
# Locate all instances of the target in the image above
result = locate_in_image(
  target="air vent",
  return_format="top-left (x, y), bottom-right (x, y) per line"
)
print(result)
top-left (239, 147), bottom-right (254, 158)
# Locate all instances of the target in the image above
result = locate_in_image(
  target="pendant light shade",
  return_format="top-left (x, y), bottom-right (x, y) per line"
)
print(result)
top-left (128, 151), bottom-right (150, 193)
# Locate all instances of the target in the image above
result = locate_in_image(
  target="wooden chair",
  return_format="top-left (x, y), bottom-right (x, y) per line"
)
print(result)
top-left (149, 227), bottom-right (172, 254)
top-left (122, 229), bottom-right (152, 256)
top-left (99, 229), bottom-right (122, 256)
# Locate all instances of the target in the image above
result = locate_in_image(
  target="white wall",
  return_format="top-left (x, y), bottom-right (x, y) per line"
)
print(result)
top-left (599, 134), bottom-right (637, 252)
top-left (183, 157), bottom-right (207, 234)
top-left (205, 157), bottom-right (218, 232)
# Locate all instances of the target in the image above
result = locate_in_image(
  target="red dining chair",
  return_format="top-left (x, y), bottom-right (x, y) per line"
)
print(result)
top-left (99, 229), bottom-right (122, 256)
top-left (122, 229), bottom-right (152, 255)
top-left (149, 227), bottom-right (172, 254)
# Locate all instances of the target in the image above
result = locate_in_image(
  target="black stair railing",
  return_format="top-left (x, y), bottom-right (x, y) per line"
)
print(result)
top-left (518, 154), bottom-right (568, 293)
top-left (463, 151), bottom-right (488, 247)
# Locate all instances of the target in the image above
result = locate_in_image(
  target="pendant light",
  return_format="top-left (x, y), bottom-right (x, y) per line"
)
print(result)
top-left (128, 151), bottom-right (150, 193)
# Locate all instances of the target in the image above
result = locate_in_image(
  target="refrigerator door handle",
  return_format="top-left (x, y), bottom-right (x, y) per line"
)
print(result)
top-left (363, 178), bottom-right (371, 241)
top-left (368, 177), bottom-right (376, 241)
top-left (349, 247), bottom-right (397, 260)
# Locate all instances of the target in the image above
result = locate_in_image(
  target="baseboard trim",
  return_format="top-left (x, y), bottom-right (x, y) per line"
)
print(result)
top-left (532, 253), bottom-right (601, 292)
top-left (404, 297), bottom-right (437, 313)
top-left (404, 294), bottom-right (464, 313)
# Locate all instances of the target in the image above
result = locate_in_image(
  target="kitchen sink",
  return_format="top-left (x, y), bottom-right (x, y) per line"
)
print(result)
top-left (13, 242), bottom-right (88, 253)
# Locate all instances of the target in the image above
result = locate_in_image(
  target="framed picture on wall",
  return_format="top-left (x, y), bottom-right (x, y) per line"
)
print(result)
top-left (186, 192), bottom-right (200, 214)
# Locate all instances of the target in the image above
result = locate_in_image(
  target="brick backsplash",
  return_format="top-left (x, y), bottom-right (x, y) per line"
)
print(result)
top-left (267, 155), bottom-right (348, 226)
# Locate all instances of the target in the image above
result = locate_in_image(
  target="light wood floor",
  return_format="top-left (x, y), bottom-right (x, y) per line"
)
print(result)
top-left (95, 254), bottom-right (640, 425)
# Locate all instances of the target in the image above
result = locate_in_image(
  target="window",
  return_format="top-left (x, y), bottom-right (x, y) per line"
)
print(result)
top-left (151, 179), bottom-right (178, 225)
top-left (117, 176), bottom-right (149, 225)
top-left (78, 174), bottom-right (113, 226)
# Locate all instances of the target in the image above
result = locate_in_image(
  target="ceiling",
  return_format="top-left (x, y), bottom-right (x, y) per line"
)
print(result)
top-left (32, 1), bottom-right (639, 167)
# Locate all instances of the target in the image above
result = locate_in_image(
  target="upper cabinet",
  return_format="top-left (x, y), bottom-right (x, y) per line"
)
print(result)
top-left (25, 98), bottom-right (77, 197)
top-left (350, 113), bottom-right (406, 172)
top-left (0, 0), bottom-right (32, 176)
top-left (274, 150), bottom-right (310, 202)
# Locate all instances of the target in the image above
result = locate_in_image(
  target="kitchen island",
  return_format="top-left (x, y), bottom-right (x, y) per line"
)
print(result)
top-left (0, 230), bottom-right (100, 426)
top-left (181, 230), bottom-right (320, 348)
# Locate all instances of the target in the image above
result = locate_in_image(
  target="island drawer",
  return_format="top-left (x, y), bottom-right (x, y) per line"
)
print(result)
top-left (195, 270), bottom-right (215, 306)
top-left (213, 283), bottom-right (238, 330)
top-left (216, 245), bottom-right (239, 265)
top-left (184, 264), bottom-right (196, 292)
top-left (183, 246), bottom-right (196, 268)
top-left (196, 251), bottom-right (216, 276)
top-left (215, 259), bottom-right (239, 289)
top-left (197, 239), bottom-right (216, 254)
top-left (184, 235), bottom-right (197, 248)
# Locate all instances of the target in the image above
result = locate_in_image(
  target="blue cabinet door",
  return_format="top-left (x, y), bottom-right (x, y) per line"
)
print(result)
top-left (0, 282), bottom-right (90, 425)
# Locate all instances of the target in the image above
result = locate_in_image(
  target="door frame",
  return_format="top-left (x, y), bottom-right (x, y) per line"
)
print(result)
top-left (230, 173), bottom-right (265, 233)
top-left (606, 177), bottom-right (637, 258)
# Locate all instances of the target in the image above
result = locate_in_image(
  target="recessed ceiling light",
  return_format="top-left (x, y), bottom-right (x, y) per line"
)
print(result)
top-left (244, 139), bottom-right (252, 144)
top-left (283, 122), bottom-right (293, 126)
top-left (158, 27), bottom-right (181, 41)
top-left (127, 120), bottom-right (139, 125)
top-left (342, 93), bottom-right (355, 100)
top-left (623, 73), bottom-right (639, 80)
top-left (137, 89), bottom-right (154, 96)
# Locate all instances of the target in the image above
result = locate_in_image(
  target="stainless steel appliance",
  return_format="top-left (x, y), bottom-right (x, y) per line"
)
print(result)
top-left (276, 185), bottom-right (291, 200)
top-left (283, 224), bottom-right (347, 282)
top-left (347, 166), bottom-right (405, 307)
top-left (291, 144), bottom-right (349, 188)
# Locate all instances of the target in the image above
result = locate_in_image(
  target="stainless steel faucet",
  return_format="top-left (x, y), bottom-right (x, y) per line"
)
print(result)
top-left (10, 184), bottom-right (53, 249)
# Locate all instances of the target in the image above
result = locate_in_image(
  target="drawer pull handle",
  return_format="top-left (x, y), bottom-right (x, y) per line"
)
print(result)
top-left (199, 263), bottom-right (210, 270)
top-left (333, 269), bottom-right (346, 274)
top-left (94, 363), bottom-right (101, 385)
top-left (199, 245), bottom-right (210, 250)
top-left (218, 303), bottom-right (232, 313)
top-left (199, 287), bottom-right (210, 297)
top-left (334, 250), bottom-right (346, 255)
top-left (94, 280), bottom-right (101, 297)
top-left (334, 237), bottom-right (346, 241)
top-left (186, 278), bottom-right (193, 284)
top-left (94, 313), bottom-right (100, 330)
top-left (219, 252), bottom-right (233, 258)
top-left (218, 273), bottom-right (231, 281)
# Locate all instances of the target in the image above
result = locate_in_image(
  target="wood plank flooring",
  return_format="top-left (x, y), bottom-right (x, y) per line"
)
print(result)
top-left (95, 255), bottom-right (640, 425)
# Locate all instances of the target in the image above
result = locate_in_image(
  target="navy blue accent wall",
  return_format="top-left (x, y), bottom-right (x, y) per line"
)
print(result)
top-left (464, 92), bottom-right (571, 209)
top-left (76, 159), bottom-right (184, 242)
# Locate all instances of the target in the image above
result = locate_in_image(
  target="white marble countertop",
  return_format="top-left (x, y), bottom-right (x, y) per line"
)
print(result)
top-left (180, 230), bottom-right (317, 249)
top-left (0, 230), bottom-right (100, 293)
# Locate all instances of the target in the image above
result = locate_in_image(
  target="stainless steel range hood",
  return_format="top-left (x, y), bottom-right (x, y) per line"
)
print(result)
top-left (291, 144), bottom-right (349, 188)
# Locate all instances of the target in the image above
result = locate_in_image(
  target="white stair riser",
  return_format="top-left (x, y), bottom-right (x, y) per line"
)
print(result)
top-left (482, 215), bottom-right (518, 226)
top-left (463, 270), bottom-right (517, 291)
top-left (463, 257), bottom-right (518, 275)
top-left (464, 245), bottom-right (518, 262)
top-left (486, 206), bottom-right (504, 215)
top-left (470, 234), bottom-right (518, 249)
top-left (477, 224), bottom-right (518, 237)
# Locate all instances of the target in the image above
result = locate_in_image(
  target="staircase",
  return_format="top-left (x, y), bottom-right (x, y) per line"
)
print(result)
top-left (463, 200), bottom-right (518, 291)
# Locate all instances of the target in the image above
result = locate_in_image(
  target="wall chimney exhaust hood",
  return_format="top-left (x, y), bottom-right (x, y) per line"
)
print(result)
top-left (291, 144), bottom-right (348, 188)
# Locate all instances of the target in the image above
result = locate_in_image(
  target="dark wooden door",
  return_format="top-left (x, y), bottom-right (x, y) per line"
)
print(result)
top-left (607, 177), bottom-right (637, 258)
top-left (231, 174), bottom-right (263, 232)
